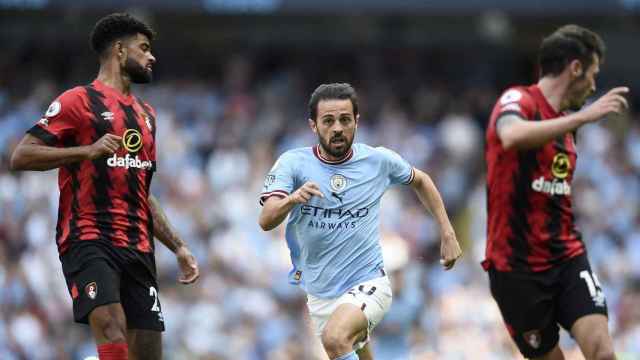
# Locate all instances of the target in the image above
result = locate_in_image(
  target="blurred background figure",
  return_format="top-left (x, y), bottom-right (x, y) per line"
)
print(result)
top-left (1, 1), bottom-right (640, 359)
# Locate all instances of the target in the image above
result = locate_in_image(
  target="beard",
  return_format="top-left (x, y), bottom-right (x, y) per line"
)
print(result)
top-left (318, 133), bottom-right (354, 159)
top-left (124, 57), bottom-right (152, 84)
top-left (567, 78), bottom-right (592, 111)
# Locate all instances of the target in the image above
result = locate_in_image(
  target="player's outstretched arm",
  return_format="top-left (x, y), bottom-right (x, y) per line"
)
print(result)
top-left (259, 181), bottom-right (324, 231)
top-left (148, 194), bottom-right (200, 284)
top-left (410, 168), bottom-right (462, 270)
top-left (498, 87), bottom-right (629, 151)
top-left (10, 133), bottom-right (122, 171)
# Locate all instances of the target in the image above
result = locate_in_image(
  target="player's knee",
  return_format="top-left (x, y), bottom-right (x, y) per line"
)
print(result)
top-left (594, 353), bottom-right (616, 360)
top-left (321, 329), bottom-right (351, 358)
top-left (592, 347), bottom-right (615, 360)
top-left (589, 334), bottom-right (615, 360)
top-left (90, 310), bottom-right (127, 343)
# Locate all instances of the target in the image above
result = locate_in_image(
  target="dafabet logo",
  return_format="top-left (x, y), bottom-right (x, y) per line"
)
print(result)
top-left (106, 129), bottom-right (152, 170)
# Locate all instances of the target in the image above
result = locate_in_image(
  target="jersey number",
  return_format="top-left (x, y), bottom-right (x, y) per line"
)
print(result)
top-left (149, 286), bottom-right (160, 312)
top-left (358, 285), bottom-right (377, 296)
top-left (579, 270), bottom-right (602, 298)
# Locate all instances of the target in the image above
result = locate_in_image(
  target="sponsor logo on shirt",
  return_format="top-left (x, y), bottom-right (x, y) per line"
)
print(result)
top-left (301, 204), bottom-right (370, 230)
top-left (531, 152), bottom-right (572, 196)
top-left (107, 153), bottom-right (153, 170)
top-left (531, 177), bottom-right (571, 196)
top-left (122, 129), bottom-right (143, 153)
top-left (301, 205), bottom-right (369, 219)
top-left (551, 153), bottom-right (571, 179)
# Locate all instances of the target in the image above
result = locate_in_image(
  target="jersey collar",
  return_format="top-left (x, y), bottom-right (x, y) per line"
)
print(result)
top-left (92, 79), bottom-right (135, 105)
top-left (313, 144), bottom-right (354, 165)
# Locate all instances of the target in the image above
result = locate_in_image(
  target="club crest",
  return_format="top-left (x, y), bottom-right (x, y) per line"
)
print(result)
top-left (330, 174), bottom-right (347, 193)
top-left (85, 282), bottom-right (98, 300)
top-left (523, 330), bottom-right (541, 349)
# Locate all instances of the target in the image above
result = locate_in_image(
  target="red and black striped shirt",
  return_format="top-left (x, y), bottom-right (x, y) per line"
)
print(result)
top-left (483, 84), bottom-right (584, 273)
top-left (28, 80), bottom-right (157, 255)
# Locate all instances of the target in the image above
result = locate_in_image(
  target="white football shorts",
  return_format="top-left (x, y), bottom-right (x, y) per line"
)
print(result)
top-left (306, 275), bottom-right (393, 350)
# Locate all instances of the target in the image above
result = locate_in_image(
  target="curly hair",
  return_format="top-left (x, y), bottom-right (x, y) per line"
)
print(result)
top-left (90, 13), bottom-right (155, 56)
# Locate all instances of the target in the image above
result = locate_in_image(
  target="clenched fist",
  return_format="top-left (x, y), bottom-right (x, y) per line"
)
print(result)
top-left (87, 133), bottom-right (122, 160)
top-left (439, 228), bottom-right (462, 271)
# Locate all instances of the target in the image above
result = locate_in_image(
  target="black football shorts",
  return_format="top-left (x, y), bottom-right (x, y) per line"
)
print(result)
top-left (60, 240), bottom-right (165, 331)
top-left (488, 253), bottom-right (607, 358)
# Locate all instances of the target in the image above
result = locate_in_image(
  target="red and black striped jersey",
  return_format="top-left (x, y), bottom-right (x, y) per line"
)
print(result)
top-left (483, 84), bottom-right (585, 273)
top-left (27, 80), bottom-right (157, 255)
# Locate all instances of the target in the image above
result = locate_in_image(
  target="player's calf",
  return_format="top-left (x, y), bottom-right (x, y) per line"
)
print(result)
top-left (89, 303), bottom-right (129, 359)
top-left (127, 329), bottom-right (162, 360)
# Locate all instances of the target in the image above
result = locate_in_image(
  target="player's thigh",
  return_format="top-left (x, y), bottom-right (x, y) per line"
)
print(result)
top-left (323, 303), bottom-right (368, 344)
top-left (570, 314), bottom-right (613, 359)
top-left (488, 269), bottom-right (559, 359)
top-left (119, 256), bottom-right (165, 332)
top-left (127, 329), bottom-right (162, 360)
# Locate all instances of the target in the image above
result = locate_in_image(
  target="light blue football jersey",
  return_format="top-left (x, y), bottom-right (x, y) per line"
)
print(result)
top-left (260, 143), bottom-right (415, 298)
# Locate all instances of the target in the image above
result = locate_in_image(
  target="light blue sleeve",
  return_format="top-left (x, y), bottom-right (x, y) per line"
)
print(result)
top-left (377, 146), bottom-right (415, 186)
top-left (260, 152), bottom-right (297, 205)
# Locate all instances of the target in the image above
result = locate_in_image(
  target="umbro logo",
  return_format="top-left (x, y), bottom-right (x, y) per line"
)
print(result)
top-left (101, 112), bottom-right (114, 121)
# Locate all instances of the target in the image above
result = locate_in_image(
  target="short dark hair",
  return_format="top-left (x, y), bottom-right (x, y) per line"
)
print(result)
top-left (539, 24), bottom-right (605, 77)
top-left (90, 13), bottom-right (155, 57)
top-left (308, 83), bottom-right (359, 120)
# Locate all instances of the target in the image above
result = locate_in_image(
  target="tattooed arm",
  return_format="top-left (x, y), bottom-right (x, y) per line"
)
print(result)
top-left (149, 194), bottom-right (199, 284)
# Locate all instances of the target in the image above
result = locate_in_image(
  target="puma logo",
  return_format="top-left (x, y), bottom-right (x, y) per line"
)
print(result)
top-left (331, 192), bottom-right (344, 204)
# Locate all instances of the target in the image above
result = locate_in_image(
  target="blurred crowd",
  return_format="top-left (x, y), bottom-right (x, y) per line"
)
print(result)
top-left (1, 50), bottom-right (639, 360)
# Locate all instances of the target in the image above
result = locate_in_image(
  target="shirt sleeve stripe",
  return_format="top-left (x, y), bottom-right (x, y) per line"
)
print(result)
top-left (259, 190), bottom-right (289, 206)
top-left (26, 124), bottom-right (58, 146)
top-left (496, 110), bottom-right (526, 122)
top-left (404, 167), bottom-right (416, 185)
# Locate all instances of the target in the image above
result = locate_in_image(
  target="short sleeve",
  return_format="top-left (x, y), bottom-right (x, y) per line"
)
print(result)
top-left (26, 89), bottom-right (83, 146)
top-left (259, 152), bottom-right (296, 206)
top-left (494, 87), bottom-right (536, 121)
top-left (377, 147), bottom-right (415, 186)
